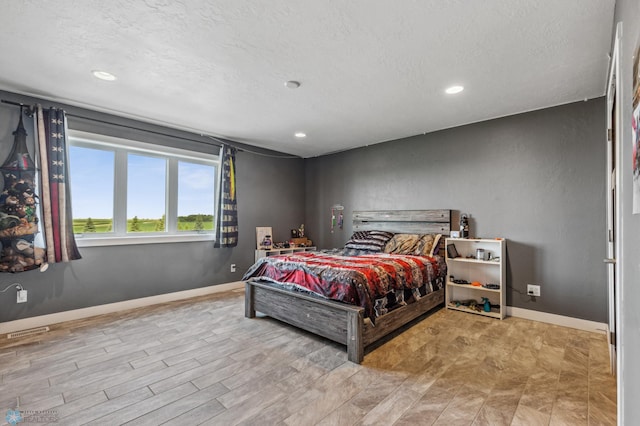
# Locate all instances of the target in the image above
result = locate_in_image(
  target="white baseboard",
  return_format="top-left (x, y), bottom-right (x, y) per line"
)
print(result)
top-left (506, 306), bottom-right (608, 334)
top-left (2, 287), bottom-right (608, 337)
top-left (0, 281), bottom-right (245, 335)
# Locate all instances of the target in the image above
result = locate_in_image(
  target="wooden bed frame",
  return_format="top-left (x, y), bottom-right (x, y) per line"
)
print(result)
top-left (244, 209), bottom-right (451, 363)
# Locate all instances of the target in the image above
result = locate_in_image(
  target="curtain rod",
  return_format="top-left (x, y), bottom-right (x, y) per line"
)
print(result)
top-left (2, 98), bottom-right (224, 149)
top-left (1, 98), bottom-right (301, 158)
top-left (66, 113), bottom-right (225, 149)
top-left (1, 99), bottom-right (36, 116)
top-left (67, 114), bottom-right (302, 158)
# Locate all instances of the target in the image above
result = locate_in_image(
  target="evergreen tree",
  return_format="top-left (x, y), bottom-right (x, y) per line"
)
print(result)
top-left (194, 214), bottom-right (204, 231)
top-left (130, 216), bottom-right (141, 232)
top-left (155, 214), bottom-right (166, 231)
top-left (83, 217), bottom-right (96, 233)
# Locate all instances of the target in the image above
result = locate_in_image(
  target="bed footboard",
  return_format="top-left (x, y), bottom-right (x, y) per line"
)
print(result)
top-left (245, 280), bottom-right (365, 362)
top-left (245, 280), bottom-right (443, 363)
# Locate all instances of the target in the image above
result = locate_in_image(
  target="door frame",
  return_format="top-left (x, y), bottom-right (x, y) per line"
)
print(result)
top-left (605, 21), bottom-right (622, 392)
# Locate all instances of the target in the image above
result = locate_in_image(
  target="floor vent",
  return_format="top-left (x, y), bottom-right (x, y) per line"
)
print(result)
top-left (7, 326), bottom-right (50, 339)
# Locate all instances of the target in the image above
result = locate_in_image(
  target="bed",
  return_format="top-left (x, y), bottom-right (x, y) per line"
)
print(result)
top-left (244, 209), bottom-right (451, 363)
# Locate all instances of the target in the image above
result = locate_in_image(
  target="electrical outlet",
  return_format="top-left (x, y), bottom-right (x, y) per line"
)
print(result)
top-left (17, 290), bottom-right (27, 303)
top-left (527, 284), bottom-right (541, 297)
top-left (230, 264), bottom-right (236, 273)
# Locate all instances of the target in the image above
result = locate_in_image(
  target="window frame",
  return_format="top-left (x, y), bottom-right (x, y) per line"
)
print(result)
top-left (68, 130), bottom-right (220, 247)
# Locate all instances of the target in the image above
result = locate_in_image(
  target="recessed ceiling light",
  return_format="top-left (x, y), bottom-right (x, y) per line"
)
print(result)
top-left (285, 80), bottom-right (301, 89)
top-left (294, 132), bottom-right (306, 138)
top-left (445, 85), bottom-right (464, 94)
top-left (92, 70), bottom-right (117, 81)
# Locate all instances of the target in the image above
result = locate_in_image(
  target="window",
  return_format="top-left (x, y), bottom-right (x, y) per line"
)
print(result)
top-left (68, 130), bottom-right (219, 246)
top-left (68, 145), bottom-right (115, 233)
top-left (126, 153), bottom-right (166, 233)
top-left (177, 162), bottom-right (216, 232)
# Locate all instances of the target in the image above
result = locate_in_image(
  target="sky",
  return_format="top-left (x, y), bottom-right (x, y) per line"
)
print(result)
top-left (69, 146), bottom-right (216, 219)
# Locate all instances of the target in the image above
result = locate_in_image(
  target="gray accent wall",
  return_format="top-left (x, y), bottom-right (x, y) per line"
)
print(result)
top-left (0, 91), bottom-right (305, 323)
top-left (613, 0), bottom-right (640, 422)
top-left (305, 99), bottom-right (607, 323)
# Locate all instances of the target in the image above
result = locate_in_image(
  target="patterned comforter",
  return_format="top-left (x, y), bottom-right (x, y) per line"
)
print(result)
top-left (242, 251), bottom-right (446, 320)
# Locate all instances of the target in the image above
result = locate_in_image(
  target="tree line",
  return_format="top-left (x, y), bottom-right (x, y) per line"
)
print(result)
top-left (80, 214), bottom-right (214, 233)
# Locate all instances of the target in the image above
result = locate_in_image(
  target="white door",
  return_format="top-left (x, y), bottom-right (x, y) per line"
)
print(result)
top-left (605, 27), bottom-right (621, 376)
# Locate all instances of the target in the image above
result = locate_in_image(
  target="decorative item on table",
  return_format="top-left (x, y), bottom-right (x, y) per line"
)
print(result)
top-left (291, 229), bottom-right (299, 238)
top-left (256, 226), bottom-right (273, 249)
top-left (459, 214), bottom-right (469, 238)
top-left (290, 237), bottom-right (312, 247)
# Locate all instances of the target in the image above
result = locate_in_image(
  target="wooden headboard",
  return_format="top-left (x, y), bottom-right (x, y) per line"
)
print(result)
top-left (352, 209), bottom-right (451, 253)
top-left (352, 210), bottom-right (451, 235)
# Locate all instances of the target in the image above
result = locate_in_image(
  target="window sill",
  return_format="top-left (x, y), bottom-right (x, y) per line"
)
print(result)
top-left (75, 233), bottom-right (216, 247)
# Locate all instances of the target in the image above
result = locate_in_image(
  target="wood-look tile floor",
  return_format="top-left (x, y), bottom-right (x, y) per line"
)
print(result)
top-left (0, 289), bottom-right (616, 425)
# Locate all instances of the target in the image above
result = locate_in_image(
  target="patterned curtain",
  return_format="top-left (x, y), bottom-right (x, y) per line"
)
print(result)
top-left (36, 106), bottom-right (81, 263)
top-left (215, 145), bottom-right (238, 247)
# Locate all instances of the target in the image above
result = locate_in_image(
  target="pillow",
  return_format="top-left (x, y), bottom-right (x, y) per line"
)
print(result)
top-left (383, 233), bottom-right (421, 254)
top-left (420, 233), bottom-right (442, 257)
top-left (384, 233), bottom-right (442, 256)
top-left (344, 230), bottom-right (394, 252)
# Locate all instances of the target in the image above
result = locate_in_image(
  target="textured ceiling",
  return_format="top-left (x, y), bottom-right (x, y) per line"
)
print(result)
top-left (0, 1), bottom-right (615, 158)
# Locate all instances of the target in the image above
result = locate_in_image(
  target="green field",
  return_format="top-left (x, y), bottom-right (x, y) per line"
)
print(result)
top-left (73, 216), bottom-right (214, 234)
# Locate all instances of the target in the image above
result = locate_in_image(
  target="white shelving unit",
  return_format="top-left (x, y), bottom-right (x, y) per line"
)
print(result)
top-left (254, 246), bottom-right (316, 262)
top-left (445, 238), bottom-right (506, 319)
